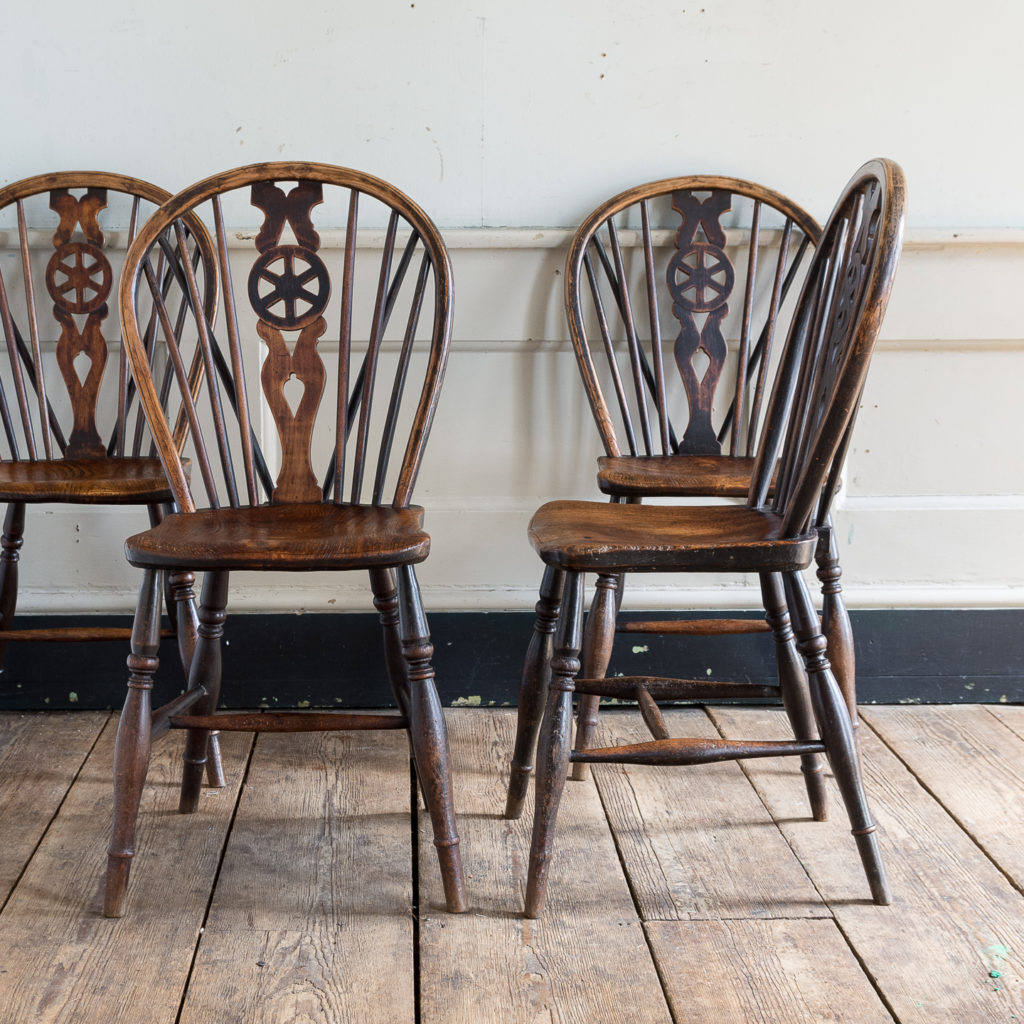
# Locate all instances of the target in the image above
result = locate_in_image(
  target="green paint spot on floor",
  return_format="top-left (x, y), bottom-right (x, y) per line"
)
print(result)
top-left (68, 692), bottom-right (78, 703)
top-left (631, 645), bottom-right (649, 654)
top-left (451, 695), bottom-right (482, 707)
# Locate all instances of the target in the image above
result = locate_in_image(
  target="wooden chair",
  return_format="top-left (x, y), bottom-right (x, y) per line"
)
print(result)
top-left (103, 162), bottom-right (466, 917)
top-left (0, 172), bottom-right (224, 786)
top-left (506, 175), bottom-right (841, 818)
top-left (509, 158), bottom-right (906, 917)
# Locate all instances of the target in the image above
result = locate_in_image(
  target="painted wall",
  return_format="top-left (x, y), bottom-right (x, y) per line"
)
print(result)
top-left (2, 1), bottom-right (1023, 613)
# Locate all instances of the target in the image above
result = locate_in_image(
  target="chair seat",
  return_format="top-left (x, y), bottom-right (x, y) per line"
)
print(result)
top-left (125, 502), bottom-right (430, 570)
top-left (597, 455), bottom-right (757, 498)
top-left (528, 500), bottom-right (816, 573)
top-left (0, 457), bottom-right (173, 504)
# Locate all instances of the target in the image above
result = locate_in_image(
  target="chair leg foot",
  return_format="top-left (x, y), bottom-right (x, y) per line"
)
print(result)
top-left (205, 733), bottom-right (226, 788)
top-left (853, 825), bottom-right (892, 905)
top-left (103, 854), bottom-right (132, 918)
top-left (505, 566), bottom-right (563, 819)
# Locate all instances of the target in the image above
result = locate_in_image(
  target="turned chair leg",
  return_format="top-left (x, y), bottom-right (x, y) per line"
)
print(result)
top-left (179, 571), bottom-right (229, 814)
top-left (816, 519), bottom-right (859, 753)
top-left (396, 565), bottom-right (467, 913)
top-left (167, 566), bottom-right (225, 789)
top-left (370, 567), bottom-right (411, 719)
top-left (761, 572), bottom-right (828, 822)
top-left (505, 565), bottom-right (563, 819)
top-left (151, 499), bottom-right (225, 791)
top-left (785, 571), bottom-right (890, 905)
top-left (371, 567), bottom-right (423, 808)
top-left (105, 569), bottom-right (162, 918)
top-left (525, 569), bottom-right (583, 919)
top-left (570, 571), bottom-right (620, 782)
top-left (0, 501), bottom-right (25, 671)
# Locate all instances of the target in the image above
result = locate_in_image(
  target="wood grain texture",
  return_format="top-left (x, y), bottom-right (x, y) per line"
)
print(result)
top-left (597, 454), bottom-right (757, 497)
top-left (646, 919), bottom-right (895, 1024)
top-left (419, 709), bottom-right (673, 1024)
top-left (124, 503), bottom-right (429, 571)
top-left (711, 706), bottom-right (1024, 1022)
top-left (863, 704), bottom-right (1024, 887)
top-left (0, 718), bottom-right (251, 1024)
top-left (0, 458), bottom-right (173, 504)
top-left (528, 500), bottom-right (816, 573)
top-left (592, 710), bottom-right (828, 921)
top-left (0, 712), bottom-right (107, 900)
top-left (179, 730), bottom-right (414, 1024)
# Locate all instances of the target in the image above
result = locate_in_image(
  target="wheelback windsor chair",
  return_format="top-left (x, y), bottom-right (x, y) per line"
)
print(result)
top-left (508, 158), bottom-right (906, 917)
top-left (0, 172), bottom-right (224, 784)
top-left (103, 161), bottom-right (466, 917)
top-left (507, 175), bottom-right (847, 820)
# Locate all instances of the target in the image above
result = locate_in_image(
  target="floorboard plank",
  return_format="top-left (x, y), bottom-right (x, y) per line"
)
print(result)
top-left (0, 719), bottom-right (252, 1024)
top-left (986, 704), bottom-right (1024, 746)
top-left (863, 704), bottom-right (1024, 891)
top-left (711, 706), bottom-right (1024, 1023)
top-left (592, 709), bottom-right (829, 922)
top-left (418, 709), bottom-right (673, 1024)
top-left (646, 919), bottom-right (895, 1023)
top-left (0, 711), bottom-right (107, 902)
top-left (178, 731), bottom-right (415, 1024)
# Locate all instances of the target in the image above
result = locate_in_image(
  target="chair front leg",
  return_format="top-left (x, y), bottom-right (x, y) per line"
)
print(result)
top-left (760, 572), bottom-right (828, 822)
top-left (396, 564), bottom-right (467, 913)
top-left (0, 501), bottom-right (25, 670)
top-left (179, 570), bottom-right (229, 814)
top-left (784, 570), bottom-right (890, 906)
top-left (104, 568), bottom-right (162, 918)
top-left (525, 568), bottom-right (583, 919)
top-left (505, 565), bottom-right (564, 819)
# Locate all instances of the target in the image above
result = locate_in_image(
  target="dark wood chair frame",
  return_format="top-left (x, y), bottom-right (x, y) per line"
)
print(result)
top-left (507, 159), bottom-right (906, 917)
top-left (103, 161), bottom-right (466, 917)
top-left (506, 175), bottom-right (850, 821)
top-left (0, 171), bottom-right (224, 785)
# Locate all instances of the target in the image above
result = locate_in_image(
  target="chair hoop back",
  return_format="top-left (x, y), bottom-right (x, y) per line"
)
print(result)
top-left (0, 172), bottom-right (216, 464)
top-left (565, 176), bottom-right (821, 462)
top-left (119, 162), bottom-right (454, 514)
top-left (748, 159), bottom-right (907, 533)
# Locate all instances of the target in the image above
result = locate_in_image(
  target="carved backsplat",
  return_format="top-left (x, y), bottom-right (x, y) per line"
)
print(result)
top-left (45, 187), bottom-right (111, 457)
top-left (666, 190), bottom-right (735, 455)
top-left (248, 181), bottom-right (330, 502)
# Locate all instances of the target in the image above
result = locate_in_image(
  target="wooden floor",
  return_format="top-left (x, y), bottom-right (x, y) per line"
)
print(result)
top-left (0, 705), bottom-right (1021, 1022)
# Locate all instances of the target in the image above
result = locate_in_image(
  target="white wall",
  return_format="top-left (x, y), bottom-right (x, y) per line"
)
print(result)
top-left (3, 1), bottom-right (1023, 613)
